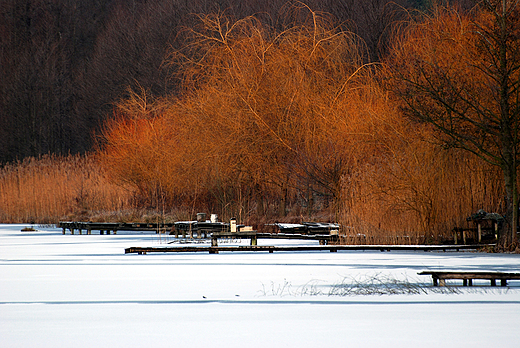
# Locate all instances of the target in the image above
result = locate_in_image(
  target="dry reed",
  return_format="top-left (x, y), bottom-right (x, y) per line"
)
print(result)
top-left (341, 137), bottom-right (504, 244)
top-left (0, 154), bottom-right (135, 224)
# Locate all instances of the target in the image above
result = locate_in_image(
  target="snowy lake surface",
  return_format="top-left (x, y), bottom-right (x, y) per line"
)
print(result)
top-left (1, 224), bottom-right (519, 347)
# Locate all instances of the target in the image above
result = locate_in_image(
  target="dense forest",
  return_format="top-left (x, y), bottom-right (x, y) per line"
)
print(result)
top-left (1, 0), bottom-right (518, 249)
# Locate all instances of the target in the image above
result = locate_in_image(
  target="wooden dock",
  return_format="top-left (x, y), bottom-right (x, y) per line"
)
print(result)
top-left (419, 271), bottom-right (520, 287)
top-left (57, 221), bottom-right (340, 240)
top-left (125, 244), bottom-right (489, 255)
top-left (59, 221), bottom-right (495, 254)
top-left (58, 221), bottom-right (176, 235)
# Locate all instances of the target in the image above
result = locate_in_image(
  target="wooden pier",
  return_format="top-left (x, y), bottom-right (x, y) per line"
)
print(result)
top-left (57, 221), bottom-right (340, 240)
top-left (58, 221), bottom-right (176, 235)
top-left (59, 220), bottom-right (495, 255)
top-left (125, 244), bottom-right (489, 255)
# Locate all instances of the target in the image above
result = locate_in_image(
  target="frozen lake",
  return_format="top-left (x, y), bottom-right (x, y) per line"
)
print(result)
top-left (1, 224), bottom-right (519, 347)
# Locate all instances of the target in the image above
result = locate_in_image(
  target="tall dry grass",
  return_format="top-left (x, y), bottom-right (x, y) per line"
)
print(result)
top-left (341, 131), bottom-right (504, 244)
top-left (0, 154), bottom-right (135, 224)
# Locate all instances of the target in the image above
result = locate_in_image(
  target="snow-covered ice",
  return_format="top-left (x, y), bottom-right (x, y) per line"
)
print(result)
top-left (1, 224), bottom-right (519, 347)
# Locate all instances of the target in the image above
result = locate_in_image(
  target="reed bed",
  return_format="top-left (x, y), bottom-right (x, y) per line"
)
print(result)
top-left (340, 144), bottom-right (504, 244)
top-left (0, 149), bottom-right (502, 246)
top-left (0, 154), bottom-right (135, 224)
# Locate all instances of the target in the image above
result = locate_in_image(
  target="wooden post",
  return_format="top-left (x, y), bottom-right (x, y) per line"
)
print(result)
top-left (463, 230), bottom-right (467, 245)
top-left (477, 223), bottom-right (482, 243)
top-left (468, 279), bottom-right (473, 286)
top-left (71, 228), bottom-right (74, 235)
top-left (454, 231), bottom-right (458, 245)
top-left (491, 279), bottom-right (496, 286)
top-left (62, 228), bottom-right (66, 235)
top-left (211, 237), bottom-right (218, 247)
top-left (463, 279), bottom-right (468, 286)
top-left (501, 279), bottom-right (507, 287)
top-left (251, 236), bottom-right (257, 246)
top-left (495, 222), bottom-right (498, 240)
top-left (433, 277), bottom-right (438, 286)
top-left (439, 279), bottom-right (446, 287)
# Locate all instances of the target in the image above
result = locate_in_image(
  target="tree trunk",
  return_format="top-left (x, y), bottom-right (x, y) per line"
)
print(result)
top-left (501, 161), bottom-right (518, 248)
top-left (497, 0), bottom-right (518, 249)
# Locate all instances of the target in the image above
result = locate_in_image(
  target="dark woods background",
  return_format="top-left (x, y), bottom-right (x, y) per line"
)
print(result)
top-left (0, 0), bottom-right (468, 163)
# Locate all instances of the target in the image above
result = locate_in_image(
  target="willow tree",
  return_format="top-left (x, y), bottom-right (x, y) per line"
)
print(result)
top-left (387, 1), bottom-right (520, 248)
top-left (167, 6), bottom-right (373, 218)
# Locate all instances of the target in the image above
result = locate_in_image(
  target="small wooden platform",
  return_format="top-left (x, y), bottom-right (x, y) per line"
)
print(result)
top-left (419, 271), bottom-right (520, 287)
top-left (125, 244), bottom-right (489, 255)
